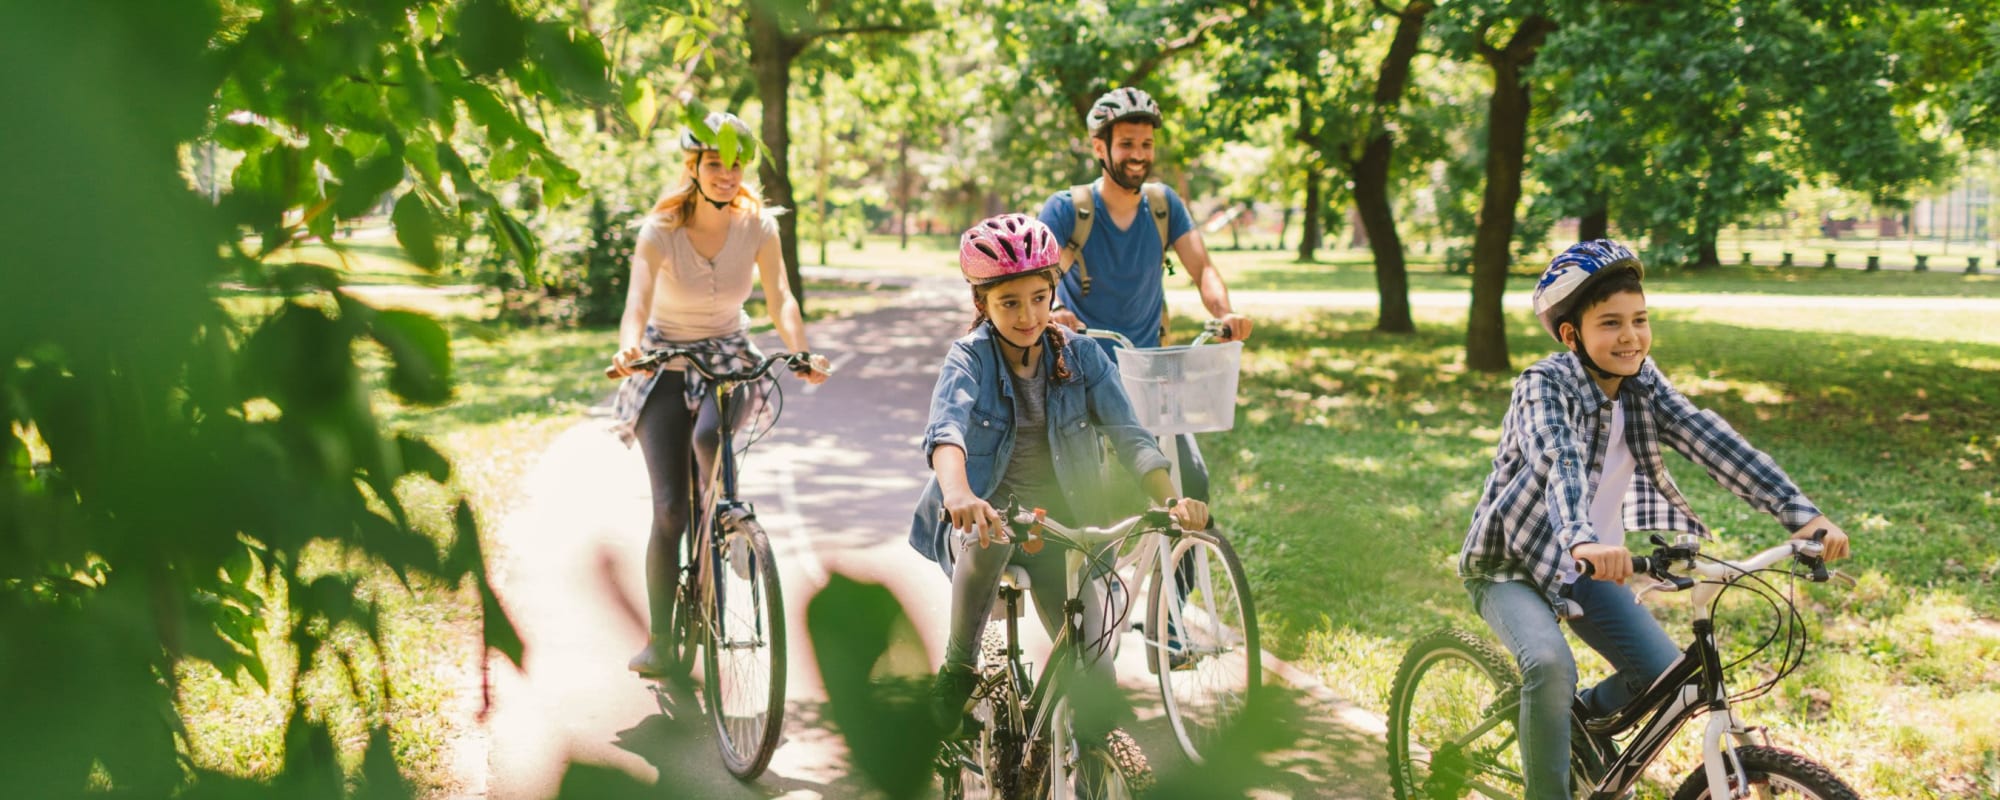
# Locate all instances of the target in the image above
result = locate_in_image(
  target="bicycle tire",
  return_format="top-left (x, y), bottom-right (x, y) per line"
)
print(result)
top-left (1387, 628), bottom-right (1603, 799)
top-left (1670, 745), bottom-right (1860, 800)
top-left (662, 533), bottom-right (700, 681)
top-left (1062, 728), bottom-right (1154, 800)
top-left (943, 621), bottom-right (1023, 799)
top-left (1143, 528), bottom-right (1260, 763)
top-left (702, 513), bottom-right (786, 780)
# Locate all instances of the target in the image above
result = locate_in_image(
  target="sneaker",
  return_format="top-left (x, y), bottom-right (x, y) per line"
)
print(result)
top-left (628, 639), bottom-right (672, 677)
top-left (930, 663), bottom-right (980, 738)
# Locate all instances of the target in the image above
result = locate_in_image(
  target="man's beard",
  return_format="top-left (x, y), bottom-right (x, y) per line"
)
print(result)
top-left (1104, 157), bottom-right (1151, 191)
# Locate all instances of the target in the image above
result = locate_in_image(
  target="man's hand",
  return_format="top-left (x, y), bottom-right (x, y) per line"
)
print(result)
top-left (1572, 542), bottom-right (1634, 583)
top-left (1166, 497), bottom-right (1209, 530)
top-left (1052, 308), bottom-right (1085, 333)
top-left (1216, 312), bottom-right (1252, 342)
top-left (1790, 515), bottom-right (1851, 561)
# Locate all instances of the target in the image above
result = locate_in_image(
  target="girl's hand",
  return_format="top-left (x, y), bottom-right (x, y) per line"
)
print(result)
top-left (611, 346), bottom-right (653, 377)
top-left (944, 488), bottom-right (1005, 547)
top-left (1790, 516), bottom-right (1851, 561)
top-left (1167, 498), bottom-right (1209, 531)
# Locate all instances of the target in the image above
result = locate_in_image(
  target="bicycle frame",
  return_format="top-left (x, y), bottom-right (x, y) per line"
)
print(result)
top-left (964, 509), bottom-right (1179, 799)
top-left (1460, 538), bottom-right (1840, 799)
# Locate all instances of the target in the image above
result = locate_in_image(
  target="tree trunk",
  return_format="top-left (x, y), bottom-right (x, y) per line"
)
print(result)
top-left (1466, 18), bottom-right (1555, 373)
top-left (1298, 168), bottom-right (1322, 262)
top-left (1350, 1), bottom-right (1430, 335)
top-left (749, 10), bottom-right (806, 307)
top-left (1578, 203), bottom-right (1609, 241)
top-left (898, 131), bottom-right (911, 250)
top-left (1693, 220), bottom-right (1722, 269)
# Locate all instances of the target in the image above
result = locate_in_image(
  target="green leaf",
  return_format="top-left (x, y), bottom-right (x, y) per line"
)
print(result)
top-left (485, 206), bottom-right (540, 286)
top-left (623, 78), bottom-right (658, 139)
top-left (369, 309), bottom-right (453, 405)
top-left (456, 0), bottom-right (527, 78)
top-left (529, 22), bottom-right (616, 104)
top-left (334, 153), bottom-right (404, 218)
top-left (395, 434), bottom-right (451, 482)
top-left (806, 575), bottom-right (941, 799)
top-left (391, 192), bottom-right (442, 271)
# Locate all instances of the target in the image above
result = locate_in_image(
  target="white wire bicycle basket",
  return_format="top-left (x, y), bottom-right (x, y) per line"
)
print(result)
top-left (1114, 340), bottom-right (1244, 435)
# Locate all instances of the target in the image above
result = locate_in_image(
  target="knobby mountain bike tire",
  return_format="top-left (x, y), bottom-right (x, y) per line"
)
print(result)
top-left (702, 513), bottom-right (786, 780)
top-left (1060, 727), bottom-right (1153, 800)
top-left (1387, 627), bottom-right (1603, 799)
top-left (1143, 527), bottom-right (1260, 764)
top-left (943, 621), bottom-right (1026, 800)
top-left (1670, 745), bottom-right (1859, 800)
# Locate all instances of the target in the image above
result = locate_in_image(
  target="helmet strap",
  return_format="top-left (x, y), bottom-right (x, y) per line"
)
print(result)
top-left (989, 321), bottom-right (1041, 369)
top-left (1562, 322), bottom-right (1639, 382)
top-left (1097, 161), bottom-right (1144, 193)
top-left (693, 178), bottom-right (732, 211)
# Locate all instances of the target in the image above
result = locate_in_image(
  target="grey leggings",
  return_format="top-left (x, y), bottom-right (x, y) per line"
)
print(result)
top-left (944, 529), bottom-right (1121, 729)
top-left (632, 369), bottom-right (744, 637)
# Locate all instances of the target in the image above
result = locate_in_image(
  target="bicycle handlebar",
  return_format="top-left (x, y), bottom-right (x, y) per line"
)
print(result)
top-left (1081, 318), bottom-right (1233, 348)
top-left (949, 499), bottom-right (1181, 557)
top-left (1564, 530), bottom-right (1849, 619)
top-left (605, 349), bottom-right (814, 382)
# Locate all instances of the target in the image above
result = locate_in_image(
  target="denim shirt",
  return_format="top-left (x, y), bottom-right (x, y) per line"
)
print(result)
top-left (909, 323), bottom-right (1172, 565)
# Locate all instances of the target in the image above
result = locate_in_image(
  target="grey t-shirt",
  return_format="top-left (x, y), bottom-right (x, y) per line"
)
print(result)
top-left (997, 363), bottom-right (1070, 521)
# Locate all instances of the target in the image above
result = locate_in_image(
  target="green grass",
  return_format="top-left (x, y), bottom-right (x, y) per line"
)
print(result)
top-left (1208, 247), bottom-right (2000, 299)
top-left (1198, 305), bottom-right (2000, 798)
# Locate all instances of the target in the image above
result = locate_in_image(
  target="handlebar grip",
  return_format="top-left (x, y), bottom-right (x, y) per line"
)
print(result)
top-left (603, 364), bottom-right (624, 380)
top-left (1576, 555), bottom-right (1654, 577)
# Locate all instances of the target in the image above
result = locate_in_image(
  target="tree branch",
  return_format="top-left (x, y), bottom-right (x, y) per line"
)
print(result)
top-left (805, 21), bottom-right (935, 44)
top-left (1123, 12), bottom-right (1237, 89)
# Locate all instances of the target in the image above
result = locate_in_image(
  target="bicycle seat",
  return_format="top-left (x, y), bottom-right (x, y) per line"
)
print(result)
top-left (999, 566), bottom-right (1032, 592)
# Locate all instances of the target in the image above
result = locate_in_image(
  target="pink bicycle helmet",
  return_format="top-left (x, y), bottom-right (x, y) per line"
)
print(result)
top-left (959, 214), bottom-right (1060, 285)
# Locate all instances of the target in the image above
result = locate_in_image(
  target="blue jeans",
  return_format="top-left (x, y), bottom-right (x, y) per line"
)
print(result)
top-left (1468, 578), bottom-right (1682, 800)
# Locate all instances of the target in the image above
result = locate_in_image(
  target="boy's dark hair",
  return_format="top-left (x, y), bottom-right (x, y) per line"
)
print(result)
top-left (1559, 267), bottom-right (1645, 342)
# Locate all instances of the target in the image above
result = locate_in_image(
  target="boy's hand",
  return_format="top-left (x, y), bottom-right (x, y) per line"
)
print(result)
top-left (1790, 515), bottom-right (1850, 561)
top-left (1572, 543), bottom-right (1634, 583)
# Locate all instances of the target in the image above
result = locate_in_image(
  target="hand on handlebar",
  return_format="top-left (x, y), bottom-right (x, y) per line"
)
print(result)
top-left (944, 488), bottom-right (1006, 548)
top-left (791, 352), bottom-right (833, 385)
top-left (1572, 542), bottom-right (1635, 584)
top-left (1164, 497), bottom-right (1208, 530)
top-left (610, 346), bottom-right (654, 378)
top-left (1214, 312), bottom-right (1252, 342)
top-left (1790, 517), bottom-right (1850, 561)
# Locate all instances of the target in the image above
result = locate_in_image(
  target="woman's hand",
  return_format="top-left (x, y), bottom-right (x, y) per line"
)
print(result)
top-left (796, 353), bottom-right (832, 386)
top-left (1572, 542), bottom-right (1634, 583)
top-left (611, 346), bottom-right (653, 377)
top-left (1166, 497), bottom-right (1209, 531)
top-left (1790, 515), bottom-right (1851, 561)
top-left (944, 487), bottom-right (1006, 547)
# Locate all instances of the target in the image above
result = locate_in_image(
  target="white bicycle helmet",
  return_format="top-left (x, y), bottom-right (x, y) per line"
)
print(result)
top-left (678, 111), bottom-right (758, 161)
top-left (1086, 87), bottom-right (1164, 136)
top-left (1532, 239), bottom-right (1645, 341)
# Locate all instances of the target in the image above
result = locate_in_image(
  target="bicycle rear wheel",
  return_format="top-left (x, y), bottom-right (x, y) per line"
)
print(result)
top-left (702, 511), bottom-right (786, 780)
top-left (1144, 528), bottom-right (1260, 763)
top-left (1388, 628), bottom-right (1529, 799)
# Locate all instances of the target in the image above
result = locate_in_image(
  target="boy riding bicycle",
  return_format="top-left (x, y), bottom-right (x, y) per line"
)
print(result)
top-left (1457, 239), bottom-right (1852, 800)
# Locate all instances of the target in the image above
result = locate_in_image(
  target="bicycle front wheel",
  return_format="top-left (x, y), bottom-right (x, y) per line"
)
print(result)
top-left (943, 621), bottom-right (1023, 799)
top-left (1670, 745), bottom-right (1860, 800)
top-left (703, 513), bottom-right (786, 780)
top-left (1144, 528), bottom-right (1260, 763)
top-left (1062, 728), bottom-right (1154, 800)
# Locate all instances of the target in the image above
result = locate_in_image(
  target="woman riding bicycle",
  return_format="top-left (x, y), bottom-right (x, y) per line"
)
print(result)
top-left (609, 110), bottom-right (831, 676)
top-left (910, 213), bottom-right (1207, 737)
top-left (1457, 239), bottom-right (1851, 799)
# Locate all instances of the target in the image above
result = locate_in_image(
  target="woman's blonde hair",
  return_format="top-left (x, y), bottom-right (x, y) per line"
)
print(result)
top-left (648, 151), bottom-right (767, 229)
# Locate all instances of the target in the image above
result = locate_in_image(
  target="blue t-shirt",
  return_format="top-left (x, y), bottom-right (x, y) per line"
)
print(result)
top-left (1038, 183), bottom-right (1196, 350)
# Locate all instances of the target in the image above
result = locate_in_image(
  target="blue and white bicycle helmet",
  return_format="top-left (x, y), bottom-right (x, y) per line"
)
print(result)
top-left (1532, 239), bottom-right (1646, 341)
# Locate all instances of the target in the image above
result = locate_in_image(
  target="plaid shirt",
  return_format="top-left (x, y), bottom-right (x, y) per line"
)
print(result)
top-left (1459, 351), bottom-right (1822, 606)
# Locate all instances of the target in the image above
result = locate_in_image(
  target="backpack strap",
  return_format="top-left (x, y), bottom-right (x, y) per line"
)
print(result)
top-left (1144, 182), bottom-right (1175, 343)
top-left (1065, 184), bottom-right (1095, 296)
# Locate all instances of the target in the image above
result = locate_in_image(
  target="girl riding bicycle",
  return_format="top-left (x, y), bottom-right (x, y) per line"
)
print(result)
top-left (910, 213), bottom-right (1207, 736)
top-left (609, 110), bottom-right (831, 676)
top-left (1457, 239), bottom-right (1852, 799)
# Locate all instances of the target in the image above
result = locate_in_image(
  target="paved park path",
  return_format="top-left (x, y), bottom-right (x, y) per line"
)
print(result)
top-left (461, 273), bottom-right (1389, 800)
